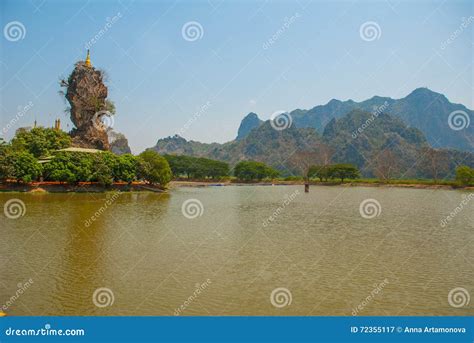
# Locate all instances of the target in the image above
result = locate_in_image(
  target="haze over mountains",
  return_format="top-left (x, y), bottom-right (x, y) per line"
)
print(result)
top-left (151, 88), bottom-right (474, 178)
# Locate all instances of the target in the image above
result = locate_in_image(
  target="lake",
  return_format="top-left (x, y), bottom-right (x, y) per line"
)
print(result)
top-left (1, 185), bottom-right (472, 316)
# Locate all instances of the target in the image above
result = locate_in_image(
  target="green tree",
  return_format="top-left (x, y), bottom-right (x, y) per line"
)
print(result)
top-left (92, 153), bottom-right (114, 186)
top-left (137, 150), bottom-right (172, 186)
top-left (0, 141), bottom-right (14, 181)
top-left (114, 154), bottom-right (138, 183)
top-left (328, 164), bottom-right (360, 182)
top-left (5, 151), bottom-right (42, 183)
top-left (455, 166), bottom-right (474, 186)
top-left (43, 152), bottom-right (94, 184)
top-left (164, 154), bottom-right (229, 179)
top-left (11, 127), bottom-right (71, 158)
top-left (234, 161), bottom-right (279, 181)
top-left (308, 165), bottom-right (331, 181)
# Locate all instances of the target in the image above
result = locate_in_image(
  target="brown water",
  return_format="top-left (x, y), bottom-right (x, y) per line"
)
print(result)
top-left (1, 186), bottom-right (472, 316)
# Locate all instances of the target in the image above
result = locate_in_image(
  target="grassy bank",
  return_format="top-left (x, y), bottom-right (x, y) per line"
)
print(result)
top-left (169, 178), bottom-right (473, 190)
top-left (1, 178), bottom-right (472, 193)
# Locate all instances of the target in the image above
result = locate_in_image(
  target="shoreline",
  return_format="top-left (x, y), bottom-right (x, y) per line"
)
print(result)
top-left (0, 180), bottom-right (472, 193)
top-left (169, 180), bottom-right (473, 191)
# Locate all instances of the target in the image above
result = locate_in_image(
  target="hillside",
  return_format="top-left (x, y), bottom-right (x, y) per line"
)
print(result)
top-left (150, 109), bottom-right (474, 178)
top-left (289, 88), bottom-right (473, 152)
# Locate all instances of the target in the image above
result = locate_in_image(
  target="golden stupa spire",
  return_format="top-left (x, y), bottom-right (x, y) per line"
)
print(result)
top-left (85, 49), bottom-right (92, 67)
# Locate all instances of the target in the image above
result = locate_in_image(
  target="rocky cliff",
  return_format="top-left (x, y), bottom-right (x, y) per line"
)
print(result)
top-left (61, 60), bottom-right (113, 150)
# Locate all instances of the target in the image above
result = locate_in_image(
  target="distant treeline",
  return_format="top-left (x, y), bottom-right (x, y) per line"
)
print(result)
top-left (164, 155), bottom-right (280, 181)
top-left (164, 155), bottom-right (229, 179)
top-left (307, 164), bottom-right (360, 182)
top-left (1, 127), bottom-right (473, 186)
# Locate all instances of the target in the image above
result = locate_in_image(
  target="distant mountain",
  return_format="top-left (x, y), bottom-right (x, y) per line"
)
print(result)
top-left (149, 88), bottom-right (474, 178)
top-left (291, 88), bottom-right (473, 152)
top-left (152, 123), bottom-right (322, 175)
top-left (322, 110), bottom-right (428, 177)
top-left (150, 111), bottom-right (474, 177)
top-left (236, 112), bottom-right (263, 140)
top-left (108, 131), bottom-right (132, 155)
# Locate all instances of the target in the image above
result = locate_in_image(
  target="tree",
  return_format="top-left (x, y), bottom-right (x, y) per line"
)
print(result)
top-left (234, 161), bottom-right (279, 181)
top-left (287, 145), bottom-right (334, 179)
top-left (91, 152), bottom-right (115, 186)
top-left (11, 127), bottom-right (71, 158)
top-left (308, 165), bottom-right (331, 181)
top-left (5, 151), bottom-right (42, 183)
top-left (114, 154), bottom-right (138, 183)
top-left (137, 150), bottom-right (172, 186)
top-left (164, 154), bottom-right (229, 179)
top-left (419, 148), bottom-right (449, 181)
top-left (455, 166), bottom-right (474, 186)
top-left (372, 150), bottom-right (400, 181)
top-left (43, 152), bottom-right (94, 183)
top-left (0, 141), bottom-right (14, 181)
top-left (329, 164), bottom-right (360, 182)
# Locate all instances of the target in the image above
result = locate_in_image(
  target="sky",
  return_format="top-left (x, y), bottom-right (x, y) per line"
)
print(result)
top-left (0, 0), bottom-right (473, 153)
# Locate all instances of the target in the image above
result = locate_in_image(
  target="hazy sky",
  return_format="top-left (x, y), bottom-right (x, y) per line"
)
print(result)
top-left (1, 0), bottom-right (473, 153)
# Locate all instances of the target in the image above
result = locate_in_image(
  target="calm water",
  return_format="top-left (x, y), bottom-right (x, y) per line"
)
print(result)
top-left (1, 186), bottom-right (472, 316)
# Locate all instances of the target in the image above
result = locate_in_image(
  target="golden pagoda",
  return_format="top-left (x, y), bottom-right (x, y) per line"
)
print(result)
top-left (85, 49), bottom-right (92, 68)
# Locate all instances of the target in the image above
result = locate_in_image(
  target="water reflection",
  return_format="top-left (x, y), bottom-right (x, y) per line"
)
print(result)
top-left (0, 187), bottom-right (472, 316)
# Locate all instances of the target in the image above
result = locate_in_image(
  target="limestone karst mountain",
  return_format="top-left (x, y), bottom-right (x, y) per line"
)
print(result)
top-left (289, 88), bottom-right (474, 152)
top-left (236, 112), bottom-right (263, 140)
top-left (108, 130), bottom-right (132, 155)
top-left (235, 89), bottom-right (473, 152)
top-left (150, 88), bottom-right (474, 178)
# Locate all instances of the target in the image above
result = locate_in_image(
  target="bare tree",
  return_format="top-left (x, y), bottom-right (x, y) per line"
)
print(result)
top-left (287, 143), bottom-right (334, 179)
top-left (419, 147), bottom-right (449, 181)
top-left (372, 149), bottom-right (400, 181)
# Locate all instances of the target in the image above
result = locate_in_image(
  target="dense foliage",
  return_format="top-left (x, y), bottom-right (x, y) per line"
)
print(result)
top-left (164, 154), bottom-right (229, 179)
top-left (137, 150), bottom-right (172, 186)
top-left (0, 128), bottom-right (173, 187)
top-left (11, 127), bottom-right (71, 158)
top-left (234, 161), bottom-right (279, 181)
top-left (308, 164), bottom-right (360, 182)
top-left (42, 152), bottom-right (139, 186)
top-left (0, 150), bottom-right (42, 183)
top-left (455, 166), bottom-right (474, 186)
